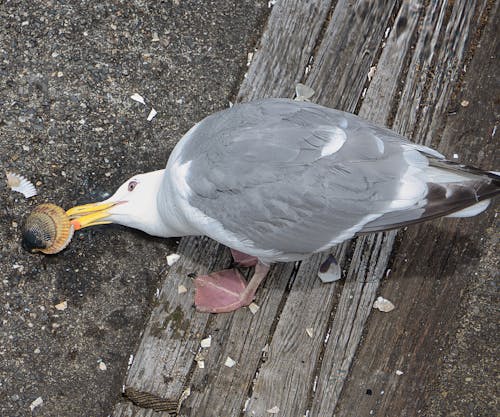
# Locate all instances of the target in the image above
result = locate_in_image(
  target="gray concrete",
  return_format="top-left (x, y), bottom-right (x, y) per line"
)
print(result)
top-left (0, 1), bottom-right (268, 416)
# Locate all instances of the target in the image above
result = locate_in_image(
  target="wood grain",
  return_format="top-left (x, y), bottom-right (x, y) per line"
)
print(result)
top-left (335, 2), bottom-right (496, 415)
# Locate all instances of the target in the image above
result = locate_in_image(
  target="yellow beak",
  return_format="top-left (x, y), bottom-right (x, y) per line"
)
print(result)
top-left (66, 201), bottom-right (119, 230)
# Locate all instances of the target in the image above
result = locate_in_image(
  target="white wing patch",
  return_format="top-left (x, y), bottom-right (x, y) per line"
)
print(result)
top-left (321, 127), bottom-right (347, 157)
top-left (446, 199), bottom-right (490, 217)
top-left (373, 135), bottom-right (385, 154)
top-left (171, 160), bottom-right (193, 199)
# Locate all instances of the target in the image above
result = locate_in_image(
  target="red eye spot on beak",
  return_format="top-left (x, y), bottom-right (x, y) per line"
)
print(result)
top-left (128, 180), bottom-right (138, 191)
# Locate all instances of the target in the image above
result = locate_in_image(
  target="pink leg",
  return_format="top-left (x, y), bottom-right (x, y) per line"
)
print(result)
top-left (194, 262), bottom-right (270, 313)
top-left (230, 248), bottom-right (258, 267)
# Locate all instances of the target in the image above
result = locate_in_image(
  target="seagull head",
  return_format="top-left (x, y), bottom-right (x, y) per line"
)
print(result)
top-left (66, 169), bottom-right (167, 237)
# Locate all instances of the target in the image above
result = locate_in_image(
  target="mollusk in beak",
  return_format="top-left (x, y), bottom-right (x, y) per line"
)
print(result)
top-left (22, 203), bottom-right (74, 254)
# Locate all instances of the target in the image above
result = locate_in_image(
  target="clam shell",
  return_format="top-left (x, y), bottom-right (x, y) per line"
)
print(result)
top-left (6, 171), bottom-right (37, 198)
top-left (22, 203), bottom-right (74, 254)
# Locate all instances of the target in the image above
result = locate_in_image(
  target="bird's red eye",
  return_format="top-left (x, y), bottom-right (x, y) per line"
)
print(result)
top-left (128, 180), bottom-right (138, 192)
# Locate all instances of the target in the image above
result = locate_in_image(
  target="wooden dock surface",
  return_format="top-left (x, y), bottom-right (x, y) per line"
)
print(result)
top-left (113, 1), bottom-right (498, 416)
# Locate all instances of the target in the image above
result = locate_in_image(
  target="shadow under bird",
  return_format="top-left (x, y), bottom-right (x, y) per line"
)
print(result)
top-left (22, 99), bottom-right (500, 313)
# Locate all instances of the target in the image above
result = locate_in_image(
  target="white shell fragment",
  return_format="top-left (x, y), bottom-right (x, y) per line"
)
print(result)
top-left (54, 300), bottom-right (67, 311)
top-left (147, 108), bottom-right (157, 121)
top-left (29, 396), bottom-right (43, 411)
top-left (295, 83), bottom-right (315, 101)
top-left (318, 254), bottom-right (341, 283)
top-left (224, 356), bottom-right (236, 368)
top-left (305, 327), bottom-right (314, 338)
top-left (99, 361), bottom-right (107, 371)
top-left (248, 302), bottom-right (260, 315)
top-left (195, 352), bottom-right (205, 369)
top-left (200, 336), bottom-right (211, 348)
top-left (373, 296), bottom-right (395, 312)
top-left (177, 284), bottom-right (187, 294)
top-left (367, 65), bottom-right (377, 81)
top-left (130, 93), bottom-right (146, 105)
top-left (6, 172), bottom-right (37, 198)
top-left (396, 370), bottom-right (404, 375)
top-left (167, 253), bottom-right (181, 266)
top-left (177, 387), bottom-right (191, 413)
top-left (267, 406), bottom-right (280, 414)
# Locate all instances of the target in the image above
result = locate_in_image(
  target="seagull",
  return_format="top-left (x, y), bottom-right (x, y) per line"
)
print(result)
top-left (66, 98), bottom-right (499, 313)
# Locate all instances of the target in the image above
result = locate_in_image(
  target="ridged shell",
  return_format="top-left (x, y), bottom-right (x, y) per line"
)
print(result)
top-left (22, 203), bottom-right (74, 254)
top-left (6, 171), bottom-right (37, 198)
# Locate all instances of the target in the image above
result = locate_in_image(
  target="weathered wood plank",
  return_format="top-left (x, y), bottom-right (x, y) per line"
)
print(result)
top-left (182, 263), bottom-right (295, 417)
top-left (306, 0), bottom-right (399, 111)
top-left (311, 1), bottom-right (489, 415)
top-left (335, 2), bottom-right (496, 416)
top-left (238, 0), bottom-right (332, 100)
top-left (113, 237), bottom-right (231, 416)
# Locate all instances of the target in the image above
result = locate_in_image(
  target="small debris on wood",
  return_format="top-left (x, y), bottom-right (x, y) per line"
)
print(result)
top-left (367, 65), bottom-right (376, 81)
top-left (453, 153), bottom-right (459, 159)
top-left (6, 172), bottom-right (37, 198)
top-left (177, 284), bottom-right (187, 294)
top-left (99, 361), bottom-right (107, 371)
top-left (166, 253), bottom-right (180, 266)
top-left (54, 300), bottom-right (67, 311)
top-left (305, 327), bottom-right (314, 338)
top-left (152, 31), bottom-right (160, 42)
top-left (267, 405), bottom-right (280, 414)
top-left (224, 356), bottom-right (236, 368)
top-left (318, 254), bottom-right (341, 282)
top-left (200, 335), bottom-right (211, 348)
top-left (395, 369), bottom-right (404, 375)
top-left (147, 108), bottom-right (158, 121)
top-left (373, 296), bottom-right (395, 312)
top-left (460, 99), bottom-right (469, 107)
top-left (130, 93), bottom-right (146, 105)
top-left (177, 387), bottom-right (191, 413)
top-left (246, 51), bottom-right (254, 67)
top-left (248, 302), bottom-right (260, 314)
top-left (29, 396), bottom-right (43, 411)
top-left (195, 352), bottom-right (205, 369)
top-left (243, 397), bottom-right (251, 412)
top-left (295, 83), bottom-right (315, 101)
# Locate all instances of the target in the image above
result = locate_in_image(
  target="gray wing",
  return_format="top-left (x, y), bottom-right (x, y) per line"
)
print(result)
top-left (177, 99), bottom-right (436, 257)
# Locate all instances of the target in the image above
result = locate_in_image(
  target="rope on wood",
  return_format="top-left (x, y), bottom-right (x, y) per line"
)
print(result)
top-left (124, 386), bottom-right (178, 413)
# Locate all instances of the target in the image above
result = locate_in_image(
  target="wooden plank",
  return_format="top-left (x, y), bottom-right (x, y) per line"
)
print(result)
top-left (183, 263), bottom-right (295, 417)
top-left (311, 1), bottom-right (488, 415)
top-left (335, 1), bottom-right (496, 416)
top-left (238, 0), bottom-right (332, 100)
top-left (113, 236), bottom-right (231, 416)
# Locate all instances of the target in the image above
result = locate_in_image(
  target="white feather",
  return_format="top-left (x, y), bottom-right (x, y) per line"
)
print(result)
top-left (320, 127), bottom-right (346, 157)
